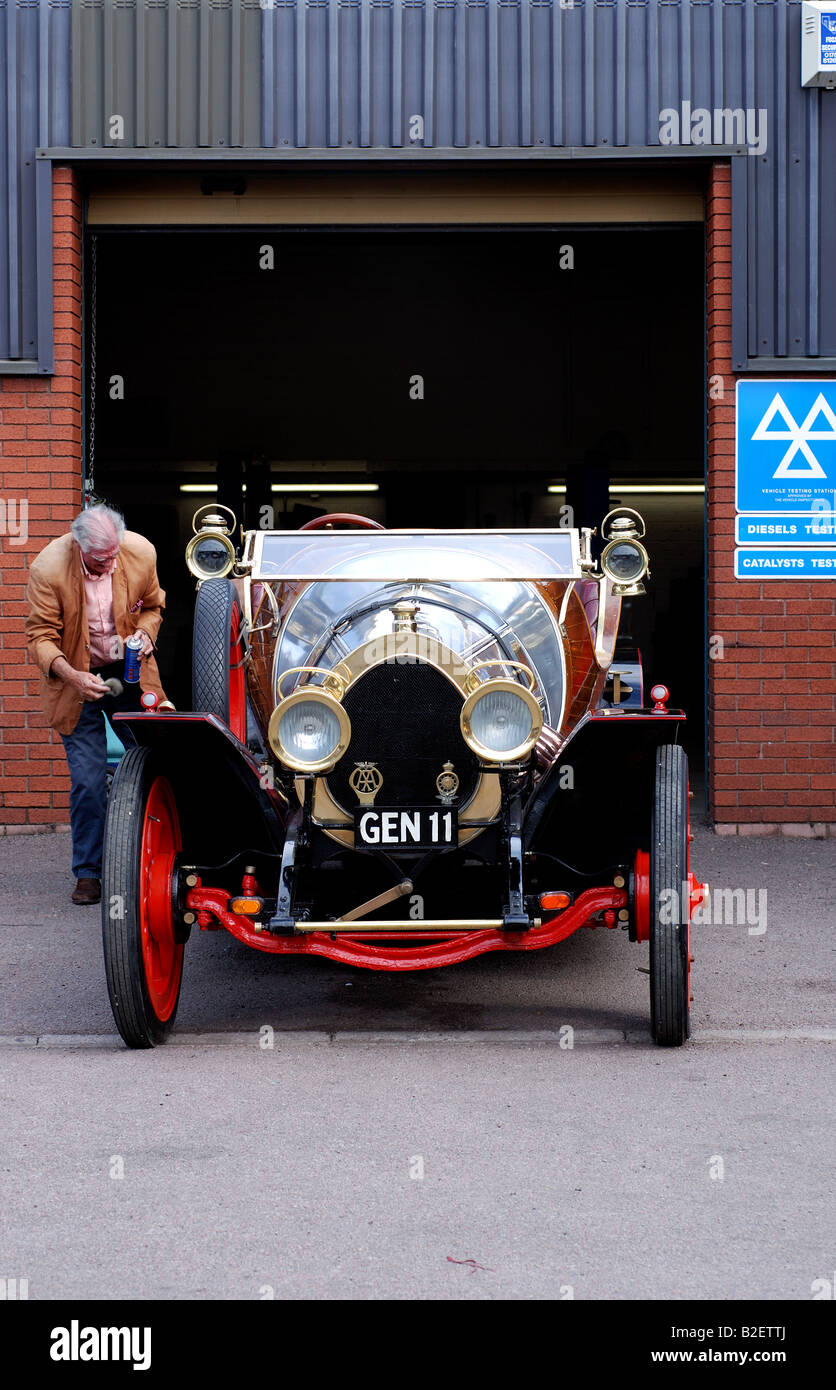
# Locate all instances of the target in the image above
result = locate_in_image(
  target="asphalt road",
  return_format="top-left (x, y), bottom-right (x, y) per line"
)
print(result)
top-left (1, 822), bottom-right (834, 1300)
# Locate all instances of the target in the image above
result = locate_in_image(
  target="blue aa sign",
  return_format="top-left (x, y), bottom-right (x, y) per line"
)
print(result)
top-left (736, 380), bottom-right (836, 513)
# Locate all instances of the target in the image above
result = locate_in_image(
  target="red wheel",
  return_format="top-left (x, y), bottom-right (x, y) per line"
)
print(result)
top-left (192, 578), bottom-right (248, 743)
top-left (299, 513), bottom-right (384, 530)
top-left (102, 747), bottom-right (185, 1048)
top-left (632, 848), bottom-right (650, 943)
top-left (139, 775), bottom-right (183, 1024)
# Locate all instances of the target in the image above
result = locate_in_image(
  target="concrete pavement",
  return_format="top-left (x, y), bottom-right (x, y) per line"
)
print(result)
top-left (0, 821), bottom-right (834, 1300)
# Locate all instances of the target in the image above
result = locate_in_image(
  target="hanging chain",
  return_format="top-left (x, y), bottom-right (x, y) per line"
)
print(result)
top-left (85, 233), bottom-right (97, 506)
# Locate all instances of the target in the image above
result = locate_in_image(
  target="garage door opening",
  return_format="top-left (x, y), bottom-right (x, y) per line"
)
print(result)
top-left (86, 223), bottom-right (705, 770)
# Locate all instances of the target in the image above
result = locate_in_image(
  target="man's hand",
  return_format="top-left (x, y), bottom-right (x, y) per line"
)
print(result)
top-left (72, 670), bottom-right (111, 702)
top-left (50, 657), bottom-right (110, 700)
top-left (135, 631), bottom-right (155, 658)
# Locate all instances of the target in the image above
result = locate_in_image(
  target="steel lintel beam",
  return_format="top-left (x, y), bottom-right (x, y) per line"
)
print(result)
top-left (38, 145), bottom-right (745, 164)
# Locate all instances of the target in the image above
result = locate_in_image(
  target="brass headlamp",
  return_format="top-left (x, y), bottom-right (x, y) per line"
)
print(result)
top-left (460, 662), bottom-right (543, 764)
top-left (600, 508), bottom-right (650, 595)
top-left (268, 666), bottom-right (352, 774)
top-left (185, 504), bottom-right (237, 581)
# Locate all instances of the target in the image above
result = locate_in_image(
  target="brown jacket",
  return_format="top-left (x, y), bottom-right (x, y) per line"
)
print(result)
top-left (25, 530), bottom-right (167, 736)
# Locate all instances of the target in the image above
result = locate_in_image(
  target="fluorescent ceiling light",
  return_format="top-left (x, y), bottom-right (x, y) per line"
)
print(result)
top-left (547, 483), bottom-right (705, 495)
top-left (271, 483), bottom-right (379, 494)
top-left (180, 482), bottom-right (379, 495)
top-left (611, 484), bottom-right (705, 495)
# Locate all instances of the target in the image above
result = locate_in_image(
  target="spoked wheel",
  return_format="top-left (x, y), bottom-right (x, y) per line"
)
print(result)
top-left (192, 577), bottom-right (247, 742)
top-left (649, 744), bottom-right (691, 1047)
top-left (102, 746), bottom-right (185, 1048)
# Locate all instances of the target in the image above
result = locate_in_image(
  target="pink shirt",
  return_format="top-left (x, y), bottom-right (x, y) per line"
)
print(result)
top-left (80, 552), bottom-right (119, 667)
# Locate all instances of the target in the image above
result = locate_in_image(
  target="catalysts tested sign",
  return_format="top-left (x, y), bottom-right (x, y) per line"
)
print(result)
top-left (734, 549), bottom-right (836, 578)
top-left (734, 379), bottom-right (836, 578)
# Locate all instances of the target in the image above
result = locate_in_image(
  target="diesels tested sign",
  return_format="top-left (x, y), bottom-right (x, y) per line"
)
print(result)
top-left (736, 515), bottom-right (836, 544)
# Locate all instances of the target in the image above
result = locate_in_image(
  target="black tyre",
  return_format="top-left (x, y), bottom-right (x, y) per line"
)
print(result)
top-left (650, 743), bottom-right (691, 1047)
top-left (192, 578), bottom-right (247, 741)
top-left (102, 746), bottom-right (185, 1048)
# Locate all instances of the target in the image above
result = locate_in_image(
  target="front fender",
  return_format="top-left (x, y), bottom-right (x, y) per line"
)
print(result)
top-left (525, 708), bottom-right (687, 876)
top-left (112, 712), bottom-right (286, 862)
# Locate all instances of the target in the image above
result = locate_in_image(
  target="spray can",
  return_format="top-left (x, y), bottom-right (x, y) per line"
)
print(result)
top-left (124, 633), bottom-right (143, 684)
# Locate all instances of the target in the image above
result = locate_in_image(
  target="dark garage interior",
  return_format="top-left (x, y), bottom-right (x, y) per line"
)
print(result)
top-left (86, 224), bottom-right (706, 768)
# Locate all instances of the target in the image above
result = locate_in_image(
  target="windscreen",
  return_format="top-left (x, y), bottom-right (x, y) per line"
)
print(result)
top-left (254, 530), bottom-right (579, 581)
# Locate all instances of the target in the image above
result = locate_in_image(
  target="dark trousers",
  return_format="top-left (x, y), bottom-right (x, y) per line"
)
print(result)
top-left (59, 664), bottom-right (141, 880)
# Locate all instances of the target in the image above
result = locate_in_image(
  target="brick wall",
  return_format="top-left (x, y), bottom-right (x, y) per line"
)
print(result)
top-left (707, 161), bottom-right (836, 837)
top-left (0, 167), bottom-right (82, 829)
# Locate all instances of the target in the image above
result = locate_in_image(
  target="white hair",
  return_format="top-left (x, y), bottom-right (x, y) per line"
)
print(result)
top-left (71, 504), bottom-right (126, 553)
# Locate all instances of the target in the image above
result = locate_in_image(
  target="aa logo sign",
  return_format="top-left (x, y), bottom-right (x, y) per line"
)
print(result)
top-left (736, 380), bottom-right (836, 512)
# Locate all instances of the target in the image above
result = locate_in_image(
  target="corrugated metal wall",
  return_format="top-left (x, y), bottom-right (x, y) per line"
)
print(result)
top-left (0, 0), bottom-right (71, 371)
top-left (76, 0), bottom-right (761, 154)
top-left (2, 1), bottom-right (834, 370)
top-left (731, 2), bottom-right (836, 366)
top-left (71, 0), bottom-right (262, 149)
top-left (259, 0), bottom-right (776, 155)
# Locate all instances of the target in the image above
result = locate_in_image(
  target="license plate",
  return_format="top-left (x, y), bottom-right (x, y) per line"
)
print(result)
top-left (354, 806), bottom-right (458, 850)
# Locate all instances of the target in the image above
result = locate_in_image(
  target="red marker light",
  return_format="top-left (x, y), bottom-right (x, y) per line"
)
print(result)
top-left (650, 684), bottom-right (669, 712)
top-left (140, 691), bottom-right (159, 712)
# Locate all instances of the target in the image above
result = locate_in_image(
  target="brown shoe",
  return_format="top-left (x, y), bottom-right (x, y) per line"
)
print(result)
top-left (72, 877), bottom-right (101, 906)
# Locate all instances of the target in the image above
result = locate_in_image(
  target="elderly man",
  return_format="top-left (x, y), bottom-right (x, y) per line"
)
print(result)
top-left (25, 504), bottom-right (169, 905)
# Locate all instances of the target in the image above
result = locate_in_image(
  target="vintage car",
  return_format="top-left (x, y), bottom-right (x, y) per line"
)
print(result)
top-left (102, 507), bottom-right (705, 1049)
